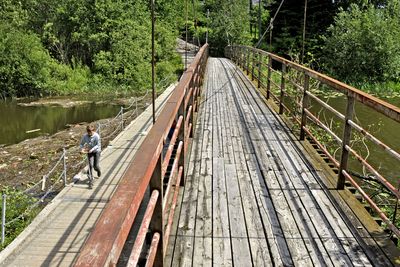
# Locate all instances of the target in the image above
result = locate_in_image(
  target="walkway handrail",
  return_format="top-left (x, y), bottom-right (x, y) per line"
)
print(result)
top-left (225, 45), bottom-right (400, 238)
top-left (74, 44), bottom-right (208, 267)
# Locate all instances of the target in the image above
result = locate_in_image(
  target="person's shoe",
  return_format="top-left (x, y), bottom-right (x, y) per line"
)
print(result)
top-left (97, 170), bottom-right (101, 177)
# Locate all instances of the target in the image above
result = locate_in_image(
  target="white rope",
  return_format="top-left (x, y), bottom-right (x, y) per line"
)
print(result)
top-left (5, 170), bottom-right (65, 226)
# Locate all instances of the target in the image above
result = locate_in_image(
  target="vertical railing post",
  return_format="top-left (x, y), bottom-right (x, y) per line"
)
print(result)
top-left (337, 95), bottom-right (355, 189)
top-left (251, 49), bottom-right (255, 80)
top-left (1, 194), bottom-right (6, 245)
top-left (257, 51), bottom-right (262, 89)
top-left (241, 48), bottom-right (245, 69)
top-left (63, 148), bottom-right (67, 185)
top-left (300, 75), bottom-right (310, 140)
top-left (120, 107), bottom-right (124, 129)
top-left (279, 63), bottom-right (286, 114)
top-left (189, 76), bottom-right (195, 138)
top-left (149, 156), bottom-right (163, 267)
top-left (178, 92), bottom-right (186, 186)
top-left (266, 55), bottom-right (272, 100)
top-left (246, 47), bottom-right (251, 75)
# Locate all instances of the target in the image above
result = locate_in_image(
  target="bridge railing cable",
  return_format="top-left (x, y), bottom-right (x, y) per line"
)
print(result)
top-left (225, 45), bottom-right (400, 239)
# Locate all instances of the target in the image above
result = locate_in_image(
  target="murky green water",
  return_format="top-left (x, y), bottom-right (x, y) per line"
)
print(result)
top-left (0, 98), bottom-right (121, 146)
top-left (311, 95), bottom-right (400, 185)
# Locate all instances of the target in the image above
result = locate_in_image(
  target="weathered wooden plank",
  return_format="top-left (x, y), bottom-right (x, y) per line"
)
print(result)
top-left (225, 58), bottom-right (357, 266)
top-left (193, 63), bottom-right (213, 265)
top-left (221, 66), bottom-right (273, 266)
top-left (170, 62), bottom-right (211, 267)
top-left (239, 68), bottom-right (373, 266)
top-left (230, 58), bottom-right (378, 266)
top-left (212, 158), bottom-right (232, 266)
top-left (224, 164), bottom-right (252, 266)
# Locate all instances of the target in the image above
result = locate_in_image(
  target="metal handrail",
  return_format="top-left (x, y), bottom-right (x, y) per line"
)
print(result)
top-left (225, 45), bottom-right (400, 238)
top-left (74, 44), bottom-right (209, 267)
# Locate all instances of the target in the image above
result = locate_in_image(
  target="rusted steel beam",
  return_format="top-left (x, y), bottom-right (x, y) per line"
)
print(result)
top-left (304, 109), bottom-right (342, 145)
top-left (279, 64), bottom-right (286, 114)
top-left (303, 126), bottom-right (340, 168)
top-left (185, 105), bottom-right (193, 130)
top-left (127, 190), bottom-right (159, 267)
top-left (270, 80), bottom-right (280, 90)
top-left (163, 166), bottom-right (184, 253)
top-left (74, 44), bottom-right (208, 267)
top-left (345, 144), bottom-right (400, 200)
top-left (266, 55), bottom-right (272, 99)
top-left (162, 141), bottom-right (183, 212)
top-left (300, 75), bottom-right (310, 140)
top-left (184, 86), bottom-right (193, 110)
top-left (286, 76), bottom-right (304, 93)
top-left (342, 170), bottom-right (400, 238)
top-left (338, 96), bottom-right (355, 189)
top-left (145, 233), bottom-right (161, 267)
top-left (230, 45), bottom-right (400, 123)
top-left (254, 48), bottom-right (400, 123)
top-left (306, 91), bottom-right (345, 121)
top-left (162, 116), bottom-right (183, 178)
top-left (184, 123), bottom-right (192, 154)
top-left (348, 119), bottom-right (400, 162)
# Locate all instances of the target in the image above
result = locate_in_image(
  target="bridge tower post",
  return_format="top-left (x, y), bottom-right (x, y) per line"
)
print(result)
top-left (337, 95), bottom-right (355, 189)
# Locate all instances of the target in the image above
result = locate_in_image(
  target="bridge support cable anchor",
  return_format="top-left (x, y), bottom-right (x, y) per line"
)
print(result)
top-left (337, 95), bottom-right (355, 189)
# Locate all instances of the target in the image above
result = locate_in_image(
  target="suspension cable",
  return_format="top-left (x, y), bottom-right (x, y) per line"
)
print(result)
top-left (255, 0), bottom-right (285, 48)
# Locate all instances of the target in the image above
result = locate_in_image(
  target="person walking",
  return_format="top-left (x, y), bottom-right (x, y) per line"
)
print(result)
top-left (80, 125), bottom-right (102, 187)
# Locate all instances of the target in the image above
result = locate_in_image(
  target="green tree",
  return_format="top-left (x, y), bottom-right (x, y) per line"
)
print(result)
top-left (322, 3), bottom-right (400, 83)
top-left (206, 0), bottom-right (252, 55)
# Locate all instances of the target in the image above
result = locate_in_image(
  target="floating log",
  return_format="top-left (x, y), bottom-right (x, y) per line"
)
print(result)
top-left (26, 129), bottom-right (41, 133)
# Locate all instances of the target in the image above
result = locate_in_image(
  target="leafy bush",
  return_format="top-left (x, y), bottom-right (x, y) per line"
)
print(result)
top-left (0, 187), bottom-right (41, 249)
top-left (322, 3), bottom-right (400, 83)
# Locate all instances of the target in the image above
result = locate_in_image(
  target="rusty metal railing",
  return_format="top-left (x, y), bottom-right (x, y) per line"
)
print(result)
top-left (74, 44), bottom-right (208, 267)
top-left (225, 45), bottom-right (400, 238)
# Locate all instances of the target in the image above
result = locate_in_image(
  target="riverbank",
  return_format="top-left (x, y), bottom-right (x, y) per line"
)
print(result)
top-left (0, 95), bottom-right (151, 190)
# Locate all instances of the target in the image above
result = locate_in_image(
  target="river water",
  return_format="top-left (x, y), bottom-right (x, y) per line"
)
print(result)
top-left (310, 95), bottom-right (400, 186)
top-left (0, 98), bottom-right (121, 146)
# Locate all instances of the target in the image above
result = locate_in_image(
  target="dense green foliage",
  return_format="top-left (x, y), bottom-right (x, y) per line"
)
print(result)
top-left (322, 2), bottom-right (400, 83)
top-left (0, 187), bottom-right (41, 249)
top-left (251, 0), bottom-right (400, 93)
top-left (2, 0), bottom-right (400, 96)
top-left (0, 0), bottom-right (184, 97)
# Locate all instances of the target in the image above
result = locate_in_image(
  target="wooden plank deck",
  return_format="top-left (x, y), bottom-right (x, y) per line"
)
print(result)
top-left (166, 58), bottom-right (393, 266)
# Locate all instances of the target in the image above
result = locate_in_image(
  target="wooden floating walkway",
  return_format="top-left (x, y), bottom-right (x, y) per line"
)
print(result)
top-left (165, 58), bottom-right (393, 266)
top-left (0, 84), bottom-right (176, 267)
